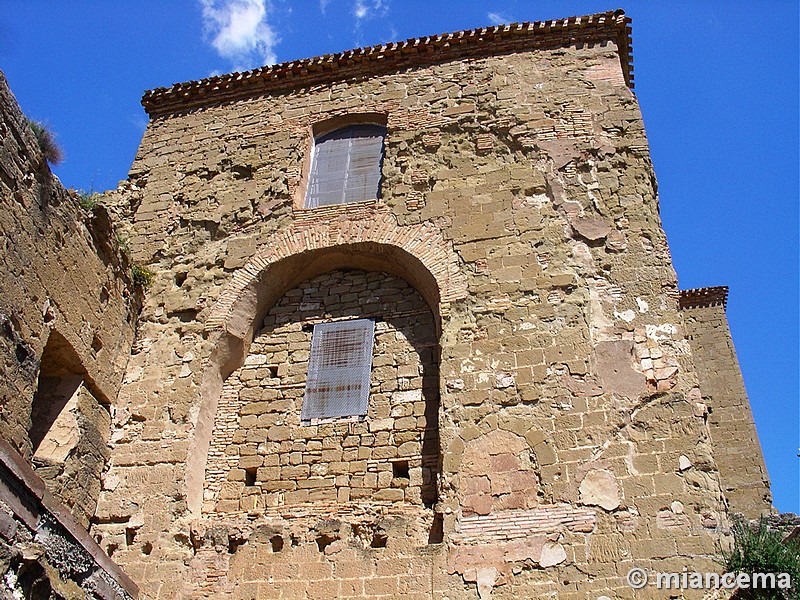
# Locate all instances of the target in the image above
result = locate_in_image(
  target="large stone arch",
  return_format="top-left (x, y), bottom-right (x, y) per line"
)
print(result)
top-left (186, 210), bottom-right (467, 515)
top-left (203, 268), bottom-right (442, 514)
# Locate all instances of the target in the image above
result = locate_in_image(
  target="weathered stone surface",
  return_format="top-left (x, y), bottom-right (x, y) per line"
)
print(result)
top-left (539, 542), bottom-right (567, 567)
top-left (0, 9), bottom-right (772, 599)
top-left (593, 340), bottom-right (646, 398)
top-left (476, 567), bottom-right (498, 600)
top-left (579, 469), bottom-right (621, 511)
top-left (570, 217), bottom-right (612, 242)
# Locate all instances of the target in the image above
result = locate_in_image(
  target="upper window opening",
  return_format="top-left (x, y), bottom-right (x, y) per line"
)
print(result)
top-left (301, 319), bottom-right (375, 421)
top-left (305, 125), bottom-right (385, 208)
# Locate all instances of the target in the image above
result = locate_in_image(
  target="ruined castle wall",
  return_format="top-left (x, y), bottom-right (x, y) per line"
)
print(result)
top-left (32, 379), bottom-right (112, 528)
top-left (97, 41), bottom-right (731, 599)
top-left (680, 292), bottom-right (772, 518)
top-left (0, 69), bottom-right (138, 525)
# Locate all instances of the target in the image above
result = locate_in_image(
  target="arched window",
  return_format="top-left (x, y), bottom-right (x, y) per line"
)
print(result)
top-left (29, 330), bottom-right (110, 526)
top-left (305, 124), bottom-right (385, 207)
top-left (30, 331), bottom-right (86, 457)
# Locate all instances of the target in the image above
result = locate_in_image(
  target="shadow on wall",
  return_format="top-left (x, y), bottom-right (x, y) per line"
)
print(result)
top-left (30, 330), bottom-right (111, 527)
top-left (203, 268), bottom-right (441, 513)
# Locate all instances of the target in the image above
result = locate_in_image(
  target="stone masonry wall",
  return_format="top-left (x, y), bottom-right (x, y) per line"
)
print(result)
top-left (0, 69), bottom-right (138, 526)
top-left (680, 290), bottom-right (772, 518)
top-left (205, 269), bottom-right (439, 514)
top-left (94, 37), bottom-right (738, 598)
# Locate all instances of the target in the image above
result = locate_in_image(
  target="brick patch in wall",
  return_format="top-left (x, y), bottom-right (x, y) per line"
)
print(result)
top-left (447, 504), bottom-right (597, 596)
top-left (452, 505), bottom-right (596, 544)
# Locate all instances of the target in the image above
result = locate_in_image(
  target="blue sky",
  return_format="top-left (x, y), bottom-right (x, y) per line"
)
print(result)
top-left (1, 1), bottom-right (797, 513)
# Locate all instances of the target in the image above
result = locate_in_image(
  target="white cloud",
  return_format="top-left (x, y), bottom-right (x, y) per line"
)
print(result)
top-left (199, 0), bottom-right (279, 70)
top-left (353, 0), bottom-right (387, 22)
top-left (351, 0), bottom-right (389, 46)
top-left (487, 12), bottom-right (512, 26)
top-left (320, 0), bottom-right (331, 15)
top-left (130, 113), bottom-right (149, 135)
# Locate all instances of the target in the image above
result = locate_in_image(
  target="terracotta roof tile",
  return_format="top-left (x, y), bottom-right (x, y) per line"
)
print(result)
top-left (142, 9), bottom-right (632, 117)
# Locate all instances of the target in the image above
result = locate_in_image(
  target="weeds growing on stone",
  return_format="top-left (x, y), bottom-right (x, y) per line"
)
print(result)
top-left (115, 233), bottom-right (130, 256)
top-left (131, 265), bottom-right (155, 289)
top-left (26, 119), bottom-right (63, 165)
top-left (77, 191), bottom-right (102, 211)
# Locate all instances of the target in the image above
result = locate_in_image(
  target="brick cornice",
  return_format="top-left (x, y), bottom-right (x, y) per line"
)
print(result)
top-left (679, 286), bottom-right (729, 310)
top-left (142, 10), bottom-right (632, 118)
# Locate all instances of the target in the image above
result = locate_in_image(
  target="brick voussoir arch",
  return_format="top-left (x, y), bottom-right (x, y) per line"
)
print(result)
top-left (205, 209), bottom-right (468, 332)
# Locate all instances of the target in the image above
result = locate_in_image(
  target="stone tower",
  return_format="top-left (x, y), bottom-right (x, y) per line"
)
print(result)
top-left (679, 287), bottom-right (771, 516)
top-left (0, 9), bottom-right (772, 600)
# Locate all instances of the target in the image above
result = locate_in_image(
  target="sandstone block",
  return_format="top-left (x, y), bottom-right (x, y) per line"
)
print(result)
top-left (579, 469), bottom-right (621, 511)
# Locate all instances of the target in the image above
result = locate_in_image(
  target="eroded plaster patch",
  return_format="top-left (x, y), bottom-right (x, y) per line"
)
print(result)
top-left (579, 469), bottom-right (621, 511)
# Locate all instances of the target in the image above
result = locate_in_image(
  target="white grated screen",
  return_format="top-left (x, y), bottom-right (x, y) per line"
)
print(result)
top-left (302, 319), bottom-right (375, 420)
top-left (306, 125), bottom-right (385, 207)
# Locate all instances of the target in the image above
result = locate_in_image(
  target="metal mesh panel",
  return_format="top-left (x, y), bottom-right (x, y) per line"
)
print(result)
top-left (306, 125), bottom-right (385, 207)
top-left (302, 319), bottom-right (375, 421)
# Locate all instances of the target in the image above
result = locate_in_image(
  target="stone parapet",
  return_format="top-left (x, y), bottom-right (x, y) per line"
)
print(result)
top-left (680, 288), bottom-right (772, 517)
top-left (141, 11), bottom-right (633, 117)
top-left (679, 286), bottom-right (729, 309)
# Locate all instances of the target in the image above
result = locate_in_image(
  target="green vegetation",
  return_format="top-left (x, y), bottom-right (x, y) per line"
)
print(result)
top-left (76, 191), bottom-right (102, 211)
top-left (26, 119), bottom-right (63, 165)
top-left (721, 516), bottom-right (799, 599)
top-left (131, 265), bottom-right (155, 289)
top-left (115, 233), bottom-right (130, 256)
